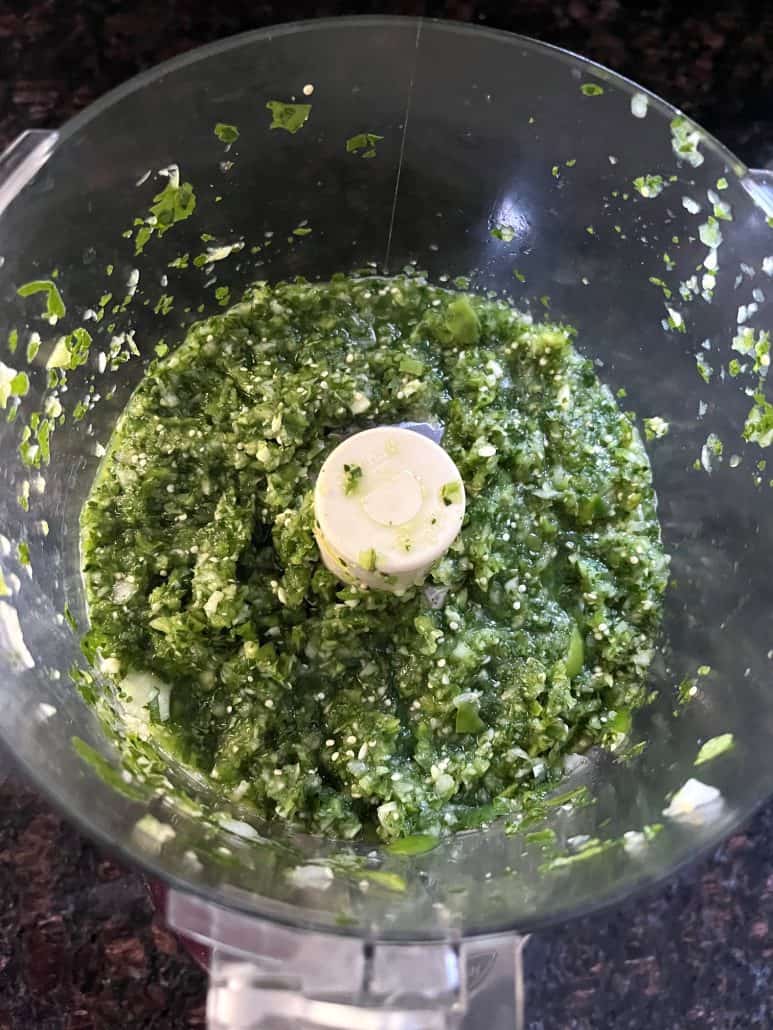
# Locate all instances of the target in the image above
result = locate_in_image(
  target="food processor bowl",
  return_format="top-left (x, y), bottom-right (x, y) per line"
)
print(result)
top-left (1, 15), bottom-right (773, 1027)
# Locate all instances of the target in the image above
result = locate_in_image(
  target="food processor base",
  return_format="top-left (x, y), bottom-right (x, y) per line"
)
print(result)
top-left (163, 886), bottom-right (527, 1029)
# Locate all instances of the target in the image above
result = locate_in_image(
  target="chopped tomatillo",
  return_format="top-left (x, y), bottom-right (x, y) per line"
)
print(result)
top-left (81, 275), bottom-right (668, 841)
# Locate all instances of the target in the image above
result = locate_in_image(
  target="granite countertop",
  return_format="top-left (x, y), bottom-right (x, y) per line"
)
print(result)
top-left (2, 2), bottom-right (773, 1027)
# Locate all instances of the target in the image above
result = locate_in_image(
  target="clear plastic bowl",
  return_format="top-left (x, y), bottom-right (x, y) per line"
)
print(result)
top-left (1, 17), bottom-right (773, 959)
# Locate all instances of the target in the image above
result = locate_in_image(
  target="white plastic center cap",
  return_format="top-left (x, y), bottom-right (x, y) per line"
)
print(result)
top-left (362, 467), bottom-right (423, 527)
top-left (314, 426), bottom-right (466, 593)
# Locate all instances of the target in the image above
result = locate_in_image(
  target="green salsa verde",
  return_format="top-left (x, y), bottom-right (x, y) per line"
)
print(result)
top-left (81, 274), bottom-right (668, 841)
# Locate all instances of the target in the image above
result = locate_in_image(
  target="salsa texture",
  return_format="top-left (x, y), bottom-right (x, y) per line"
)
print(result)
top-left (81, 275), bottom-right (669, 841)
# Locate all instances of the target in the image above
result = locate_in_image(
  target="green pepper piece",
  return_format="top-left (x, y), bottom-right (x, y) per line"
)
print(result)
top-left (566, 625), bottom-right (584, 678)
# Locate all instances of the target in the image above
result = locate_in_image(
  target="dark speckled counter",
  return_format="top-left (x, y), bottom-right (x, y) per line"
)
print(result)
top-left (4, 769), bottom-right (773, 1029)
top-left (2, 2), bottom-right (773, 1027)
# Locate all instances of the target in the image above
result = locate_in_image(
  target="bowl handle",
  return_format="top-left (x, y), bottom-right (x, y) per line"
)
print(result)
top-left (206, 936), bottom-right (529, 1029)
top-left (207, 947), bottom-right (457, 1029)
top-left (0, 130), bottom-right (58, 217)
top-left (742, 167), bottom-right (773, 219)
top-left (168, 886), bottom-right (530, 1028)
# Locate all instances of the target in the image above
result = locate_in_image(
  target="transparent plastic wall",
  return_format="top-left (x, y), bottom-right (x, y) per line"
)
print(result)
top-left (0, 18), bottom-right (772, 942)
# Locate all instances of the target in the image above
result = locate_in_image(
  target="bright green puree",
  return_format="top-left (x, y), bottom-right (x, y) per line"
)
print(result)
top-left (81, 275), bottom-right (668, 841)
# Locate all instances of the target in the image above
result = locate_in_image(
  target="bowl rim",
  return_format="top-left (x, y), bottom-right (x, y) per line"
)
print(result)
top-left (5, 13), bottom-right (764, 944)
top-left (55, 13), bottom-right (749, 178)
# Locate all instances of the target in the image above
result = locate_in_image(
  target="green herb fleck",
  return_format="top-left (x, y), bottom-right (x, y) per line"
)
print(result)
top-left (633, 174), bottom-right (665, 198)
top-left (713, 200), bottom-right (733, 222)
top-left (643, 416), bottom-right (669, 441)
top-left (10, 371), bottom-right (29, 398)
top-left (440, 480), bottom-right (462, 506)
top-left (63, 604), bottom-right (78, 632)
top-left (46, 328), bottom-right (93, 371)
top-left (343, 463), bottom-right (363, 495)
top-left (358, 548), bottom-right (377, 572)
top-left (670, 116), bottom-right (704, 168)
top-left (214, 123), bottom-right (239, 144)
top-left (490, 224), bottom-right (516, 242)
top-left (676, 676), bottom-right (698, 707)
top-left (266, 101), bottom-right (311, 134)
top-left (346, 132), bottom-right (384, 159)
top-left (743, 392), bottom-right (773, 447)
top-left (439, 297), bottom-right (480, 346)
top-left (546, 786), bottom-right (592, 810)
top-left (17, 280), bottom-right (66, 323)
top-left (215, 286), bottom-right (230, 307)
top-left (8, 328), bottom-right (18, 354)
top-left (335, 911), bottom-right (358, 927)
top-left (71, 738), bottom-right (146, 801)
top-left (665, 306), bottom-right (686, 333)
top-left (135, 168), bottom-right (197, 255)
top-left (706, 433), bottom-right (723, 458)
top-left (513, 269), bottom-right (526, 283)
top-left (153, 294), bottom-right (174, 316)
top-left (695, 353), bottom-right (713, 383)
top-left (525, 828), bottom-right (557, 846)
top-left (732, 328), bottom-right (770, 374)
top-left (540, 837), bottom-right (619, 872)
top-left (385, 834), bottom-right (439, 856)
top-left (565, 625), bottom-right (584, 677)
top-left (17, 541), bottom-right (30, 566)
top-left (455, 700), bottom-right (485, 735)
top-left (648, 276), bottom-right (672, 299)
top-left (293, 225), bottom-right (312, 237)
top-left (580, 83), bottom-right (604, 97)
top-left (608, 707), bottom-right (632, 735)
top-left (619, 740), bottom-right (648, 762)
top-left (361, 870), bottom-right (406, 893)
top-left (398, 355), bottom-right (424, 375)
top-left (698, 216), bottom-right (722, 250)
top-left (695, 733), bottom-right (734, 766)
